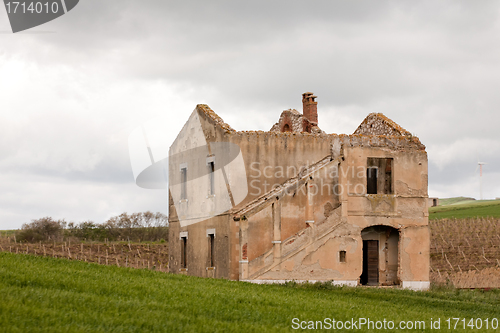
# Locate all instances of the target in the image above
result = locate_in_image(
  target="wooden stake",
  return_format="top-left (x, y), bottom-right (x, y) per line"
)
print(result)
top-left (445, 254), bottom-right (454, 270)
top-left (482, 247), bottom-right (491, 263)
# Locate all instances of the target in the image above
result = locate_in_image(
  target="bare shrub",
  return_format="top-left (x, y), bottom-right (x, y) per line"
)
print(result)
top-left (17, 217), bottom-right (65, 242)
top-left (65, 212), bottom-right (168, 242)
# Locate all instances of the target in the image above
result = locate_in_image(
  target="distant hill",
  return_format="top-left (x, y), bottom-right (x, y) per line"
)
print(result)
top-left (429, 197), bottom-right (500, 219)
top-left (438, 197), bottom-right (476, 206)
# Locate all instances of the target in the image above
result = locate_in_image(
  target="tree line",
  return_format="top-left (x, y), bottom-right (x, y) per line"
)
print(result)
top-left (16, 212), bottom-right (168, 243)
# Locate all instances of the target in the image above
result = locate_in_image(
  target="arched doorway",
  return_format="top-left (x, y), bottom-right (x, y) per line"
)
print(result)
top-left (360, 225), bottom-right (399, 286)
top-left (282, 123), bottom-right (291, 132)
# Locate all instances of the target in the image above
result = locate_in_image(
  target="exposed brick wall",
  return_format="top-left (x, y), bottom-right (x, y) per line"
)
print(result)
top-left (302, 92), bottom-right (318, 124)
top-left (270, 109), bottom-right (324, 134)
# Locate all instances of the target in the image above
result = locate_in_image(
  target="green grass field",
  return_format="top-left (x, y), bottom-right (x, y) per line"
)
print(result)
top-left (429, 199), bottom-right (500, 220)
top-left (1, 253), bottom-right (499, 332)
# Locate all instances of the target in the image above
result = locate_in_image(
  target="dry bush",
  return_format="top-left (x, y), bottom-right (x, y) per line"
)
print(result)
top-left (101, 212), bottom-right (168, 242)
top-left (17, 217), bottom-right (65, 242)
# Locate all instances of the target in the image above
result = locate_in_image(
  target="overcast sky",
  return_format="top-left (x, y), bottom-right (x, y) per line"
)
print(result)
top-left (0, 0), bottom-right (499, 229)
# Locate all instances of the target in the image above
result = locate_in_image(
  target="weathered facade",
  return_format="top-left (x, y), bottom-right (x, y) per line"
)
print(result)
top-left (168, 93), bottom-right (430, 290)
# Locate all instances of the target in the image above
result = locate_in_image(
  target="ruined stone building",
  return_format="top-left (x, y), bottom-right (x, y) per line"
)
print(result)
top-left (168, 92), bottom-right (430, 290)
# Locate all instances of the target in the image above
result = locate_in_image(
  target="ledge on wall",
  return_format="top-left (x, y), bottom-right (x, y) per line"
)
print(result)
top-left (402, 281), bottom-right (430, 291)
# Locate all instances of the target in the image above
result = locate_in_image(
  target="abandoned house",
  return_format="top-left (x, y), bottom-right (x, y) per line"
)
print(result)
top-left (168, 92), bottom-right (430, 290)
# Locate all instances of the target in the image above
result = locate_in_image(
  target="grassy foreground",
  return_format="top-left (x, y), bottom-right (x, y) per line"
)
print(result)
top-left (1, 253), bottom-right (499, 332)
top-left (429, 200), bottom-right (500, 220)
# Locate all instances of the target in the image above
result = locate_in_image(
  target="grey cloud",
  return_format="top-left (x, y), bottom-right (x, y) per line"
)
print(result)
top-left (1, 0), bottom-right (500, 228)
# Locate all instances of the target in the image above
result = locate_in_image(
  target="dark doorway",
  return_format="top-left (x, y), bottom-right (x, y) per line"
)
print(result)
top-left (360, 225), bottom-right (400, 286)
top-left (361, 240), bottom-right (379, 285)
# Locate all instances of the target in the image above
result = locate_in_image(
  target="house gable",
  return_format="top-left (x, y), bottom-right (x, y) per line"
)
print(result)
top-left (354, 113), bottom-right (412, 137)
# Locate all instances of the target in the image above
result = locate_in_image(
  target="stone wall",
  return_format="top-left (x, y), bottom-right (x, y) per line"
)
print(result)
top-left (354, 113), bottom-right (412, 137)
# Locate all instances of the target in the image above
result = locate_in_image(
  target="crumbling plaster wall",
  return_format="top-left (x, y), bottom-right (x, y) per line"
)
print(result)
top-left (241, 140), bottom-right (429, 283)
top-left (255, 210), bottom-right (361, 281)
top-left (168, 214), bottom-right (233, 278)
top-left (400, 225), bottom-right (430, 281)
top-left (342, 146), bottom-right (428, 218)
top-left (228, 131), bottom-right (332, 208)
top-left (242, 164), bottom-right (342, 279)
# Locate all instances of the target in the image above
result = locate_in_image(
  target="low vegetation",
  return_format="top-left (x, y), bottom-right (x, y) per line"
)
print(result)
top-left (429, 200), bottom-right (500, 220)
top-left (14, 212), bottom-right (168, 243)
top-left (0, 253), bottom-right (499, 332)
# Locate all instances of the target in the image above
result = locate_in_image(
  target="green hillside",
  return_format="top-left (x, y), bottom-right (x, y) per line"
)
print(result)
top-left (429, 199), bottom-right (500, 220)
top-left (437, 197), bottom-right (477, 206)
top-left (0, 253), bottom-right (499, 332)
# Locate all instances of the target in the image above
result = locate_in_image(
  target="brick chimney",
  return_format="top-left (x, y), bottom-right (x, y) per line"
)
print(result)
top-left (302, 92), bottom-right (318, 125)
